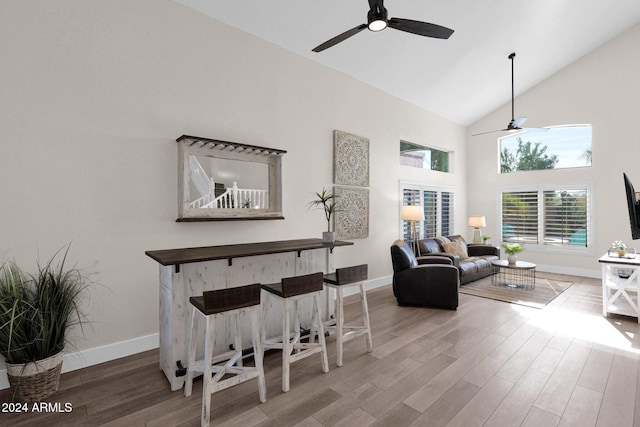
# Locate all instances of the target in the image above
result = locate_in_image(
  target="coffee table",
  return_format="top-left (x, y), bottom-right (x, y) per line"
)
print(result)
top-left (491, 260), bottom-right (536, 289)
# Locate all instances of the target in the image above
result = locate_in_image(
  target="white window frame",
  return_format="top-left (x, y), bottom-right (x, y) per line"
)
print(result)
top-left (399, 181), bottom-right (455, 240)
top-left (497, 182), bottom-right (595, 256)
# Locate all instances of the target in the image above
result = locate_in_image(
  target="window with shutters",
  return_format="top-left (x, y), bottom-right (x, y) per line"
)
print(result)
top-left (500, 184), bottom-right (592, 253)
top-left (400, 183), bottom-right (455, 244)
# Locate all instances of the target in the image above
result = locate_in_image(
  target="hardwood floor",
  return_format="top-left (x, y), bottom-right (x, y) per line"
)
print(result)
top-left (2, 273), bottom-right (640, 426)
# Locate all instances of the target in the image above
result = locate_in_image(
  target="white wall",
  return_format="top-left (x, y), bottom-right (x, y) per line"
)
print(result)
top-left (0, 0), bottom-right (466, 371)
top-left (467, 23), bottom-right (640, 277)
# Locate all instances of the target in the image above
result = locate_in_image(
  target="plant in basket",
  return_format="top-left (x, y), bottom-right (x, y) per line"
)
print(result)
top-left (0, 245), bottom-right (90, 402)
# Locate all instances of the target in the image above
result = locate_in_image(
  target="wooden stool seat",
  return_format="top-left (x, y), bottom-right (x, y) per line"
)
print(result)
top-left (185, 284), bottom-right (266, 427)
top-left (261, 272), bottom-right (329, 392)
top-left (323, 264), bottom-right (373, 367)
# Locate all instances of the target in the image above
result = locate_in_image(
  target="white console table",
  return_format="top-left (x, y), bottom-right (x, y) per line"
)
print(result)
top-left (599, 253), bottom-right (640, 323)
top-left (146, 238), bottom-right (353, 390)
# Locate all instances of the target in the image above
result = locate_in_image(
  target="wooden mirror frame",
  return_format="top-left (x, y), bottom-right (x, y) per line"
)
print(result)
top-left (176, 135), bottom-right (286, 221)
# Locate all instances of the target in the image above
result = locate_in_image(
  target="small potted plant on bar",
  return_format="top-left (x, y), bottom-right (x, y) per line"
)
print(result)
top-left (0, 245), bottom-right (90, 402)
top-left (308, 188), bottom-right (339, 243)
top-left (501, 243), bottom-right (523, 264)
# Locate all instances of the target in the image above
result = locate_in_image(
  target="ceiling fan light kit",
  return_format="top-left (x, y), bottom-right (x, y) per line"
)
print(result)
top-left (312, 0), bottom-right (453, 52)
top-left (367, 5), bottom-right (388, 31)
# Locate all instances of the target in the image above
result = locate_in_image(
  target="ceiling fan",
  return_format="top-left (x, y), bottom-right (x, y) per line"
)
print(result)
top-left (312, 0), bottom-right (454, 53)
top-left (472, 52), bottom-right (548, 136)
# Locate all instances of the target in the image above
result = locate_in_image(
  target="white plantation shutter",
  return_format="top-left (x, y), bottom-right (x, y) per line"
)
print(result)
top-left (441, 192), bottom-right (454, 237)
top-left (543, 189), bottom-right (588, 247)
top-left (423, 190), bottom-right (438, 238)
top-left (402, 188), bottom-right (421, 243)
top-left (400, 184), bottom-right (454, 241)
top-left (501, 186), bottom-right (591, 250)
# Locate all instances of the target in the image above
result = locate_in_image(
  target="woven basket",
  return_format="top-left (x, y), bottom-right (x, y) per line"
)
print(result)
top-left (6, 352), bottom-right (63, 402)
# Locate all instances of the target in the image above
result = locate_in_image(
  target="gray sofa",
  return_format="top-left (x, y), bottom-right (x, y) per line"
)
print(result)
top-left (416, 235), bottom-right (499, 285)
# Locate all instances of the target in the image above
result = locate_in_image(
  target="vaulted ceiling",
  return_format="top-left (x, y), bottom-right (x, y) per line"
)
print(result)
top-left (175, 0), bottom-right (640, 126)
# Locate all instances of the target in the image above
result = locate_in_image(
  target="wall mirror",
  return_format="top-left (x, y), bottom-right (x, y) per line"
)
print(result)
top-left (177, 135), bottom-right (286, 221)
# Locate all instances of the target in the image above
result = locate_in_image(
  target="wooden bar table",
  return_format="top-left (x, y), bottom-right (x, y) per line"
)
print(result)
top-left (146, 238), bottom-right (353, 390)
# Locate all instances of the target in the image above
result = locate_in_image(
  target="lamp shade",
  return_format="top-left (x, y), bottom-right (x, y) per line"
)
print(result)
top-left (468, 216), bottom-right (486, 228)
top-left (401, 205), bottom-right (424, 221)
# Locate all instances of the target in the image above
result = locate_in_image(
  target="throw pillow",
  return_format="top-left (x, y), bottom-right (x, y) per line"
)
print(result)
top-left (443, 241), bottom-right (468, 259)
top-left (434, 236), bottom-right (451, 248)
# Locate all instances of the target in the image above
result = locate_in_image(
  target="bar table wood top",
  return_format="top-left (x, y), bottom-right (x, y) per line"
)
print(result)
top-left (146, 238), bottom-right (353, 269)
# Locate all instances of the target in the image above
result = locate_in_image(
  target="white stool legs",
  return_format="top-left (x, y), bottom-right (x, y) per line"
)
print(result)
top-left (185, 301), bottom-right (266, 427)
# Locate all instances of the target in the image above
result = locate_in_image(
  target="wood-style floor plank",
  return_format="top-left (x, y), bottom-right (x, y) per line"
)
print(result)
top-left (595, 349), bottom-right (639, 427)
top-left (3, 274), bottom-right (640, 426)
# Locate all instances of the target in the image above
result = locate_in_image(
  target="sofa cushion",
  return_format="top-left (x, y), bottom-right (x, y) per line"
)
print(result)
top-left (420, 239), bottom-right (442, 254)
top-left (458, 260), bottom-right (478, 277)
top-left (474, 258), bottom-right (492, 272)
top-left (442, 241), bottom-right (468, 259)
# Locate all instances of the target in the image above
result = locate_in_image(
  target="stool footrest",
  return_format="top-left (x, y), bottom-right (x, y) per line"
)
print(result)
top-left (289, 345), bottom-right (324, 363)
top-left (210, 370), bottom-right (261, 394)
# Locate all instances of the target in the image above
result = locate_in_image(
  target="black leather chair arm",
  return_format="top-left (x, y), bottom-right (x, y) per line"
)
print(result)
top-left (467, 245), bottom-right (500, 257)
top-left (425, 252), bottom-right (460, 268)
top-left (416, 255), bottom-right (453, 265)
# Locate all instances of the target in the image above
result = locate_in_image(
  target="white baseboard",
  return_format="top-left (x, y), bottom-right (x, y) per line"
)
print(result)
top-left (0, 333), bottom-right (159, 390)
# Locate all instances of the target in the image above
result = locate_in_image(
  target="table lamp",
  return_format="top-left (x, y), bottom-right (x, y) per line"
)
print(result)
top-left (468, 216), bottom-right (486, 244)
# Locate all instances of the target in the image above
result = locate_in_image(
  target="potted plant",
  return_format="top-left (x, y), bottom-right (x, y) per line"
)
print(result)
top-left (0, 246), bottom-right (90, 402)
top-left (612, 240), bottom-right (627, 257)
top-left (501, 243), bottom-right (523, 264)
top-left (482, 235), bottom-right (491, 244)
top-left (308, 188), bottom-right (339, 243)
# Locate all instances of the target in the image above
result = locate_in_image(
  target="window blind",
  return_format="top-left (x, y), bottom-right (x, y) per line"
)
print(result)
top-left (543, 189), bottom-right (588, 247)
top-left (402, 189), bottom-right (421, 242)
top-left (441, 192), bottom-right (454, 237)
top-left (501, 191), bottom-right (539, 244)
top-left (423, 190), bottom-right (438, 238)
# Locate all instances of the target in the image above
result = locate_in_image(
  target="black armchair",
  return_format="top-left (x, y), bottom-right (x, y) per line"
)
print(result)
top-left (390, 240), bottom-right (459, 310)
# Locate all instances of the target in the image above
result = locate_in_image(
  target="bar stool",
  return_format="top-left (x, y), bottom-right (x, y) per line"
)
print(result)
top-left (323, 264), bottom-right (373, 367)
top-left (184, 284), bottom-right (266, 427)
top-left (261, 271), bottom-right (329, 392)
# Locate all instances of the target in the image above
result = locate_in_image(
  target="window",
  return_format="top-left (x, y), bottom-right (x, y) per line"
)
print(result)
top-left (500, 124), bottom-right (592, 173)
top-left (400, 140), bottom-right (450, 172)
top-left (401, 184), bottom-right (454, 244)
top-left (500, 185), bottom-right (591, 252)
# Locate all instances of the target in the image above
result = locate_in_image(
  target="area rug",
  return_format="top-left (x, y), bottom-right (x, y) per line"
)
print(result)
top-left (459, 276), bottom-right (573, 309)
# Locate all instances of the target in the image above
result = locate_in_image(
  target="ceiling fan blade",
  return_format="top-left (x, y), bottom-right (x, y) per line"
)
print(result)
top-left (522, 127), bottom-right (550, 132)
top-left (312, 24), bottom-right (368, 52)
top-left (512, 117), bottom-right (527, 128)
top-left (388, 18), bottom-right (454, 39)
top-left (471, 129), bottom-right (504, 137)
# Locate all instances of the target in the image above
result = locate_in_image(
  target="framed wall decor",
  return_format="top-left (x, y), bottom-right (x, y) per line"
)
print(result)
top-left (334, 186), bottom-right (369, 240)
top-left (333, 130), bottom-right (369, 187)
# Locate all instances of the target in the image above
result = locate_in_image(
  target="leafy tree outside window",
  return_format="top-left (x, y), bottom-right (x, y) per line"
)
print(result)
top-left (500, 125), bottom-right (592, 173)
top-left (400, 140), bottom-right (450, 172)
top-left (501, 138), bottom-right (558, 173)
